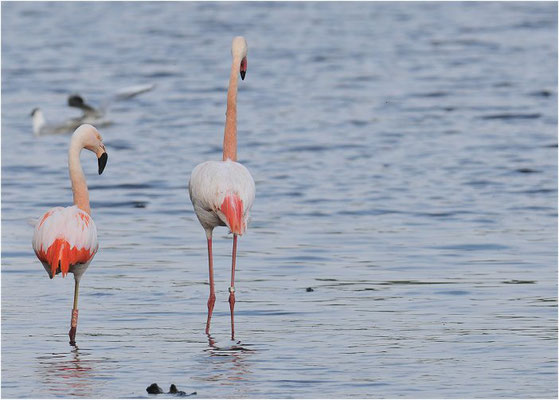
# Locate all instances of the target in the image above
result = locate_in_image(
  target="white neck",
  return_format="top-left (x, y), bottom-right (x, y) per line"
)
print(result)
top-left (68, 137), bottom-right (90, 215)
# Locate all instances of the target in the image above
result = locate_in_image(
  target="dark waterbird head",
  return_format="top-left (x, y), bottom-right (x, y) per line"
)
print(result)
top-left (68, 94), bottom-right (95, 111)
top-left (169, 384), bottom-right (180, 394)
top-left (146, 383), bottom-right (164, 394)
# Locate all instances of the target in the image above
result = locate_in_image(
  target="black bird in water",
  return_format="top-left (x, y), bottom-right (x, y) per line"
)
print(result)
top-left (146, 383), bottom-right (196, 397)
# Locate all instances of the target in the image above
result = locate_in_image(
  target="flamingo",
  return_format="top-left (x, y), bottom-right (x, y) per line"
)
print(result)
top-left (32, 124), bottom-right (108, 346)
top-left (189, 37), bottom-right (255, 339)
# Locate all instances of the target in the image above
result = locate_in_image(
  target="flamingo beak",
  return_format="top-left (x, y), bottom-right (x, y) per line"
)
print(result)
top-left (98, 152), bottom-right (108, 175)
top-left (240, 57), bottom-right (247, 80)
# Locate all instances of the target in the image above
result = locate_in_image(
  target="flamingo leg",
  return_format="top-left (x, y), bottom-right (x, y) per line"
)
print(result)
top-left (229, 234), bottom-right (238, 340)
top-left (69, 278), bottom-right (79, 346)
top-left (205, 237), bottom-right (216, 335)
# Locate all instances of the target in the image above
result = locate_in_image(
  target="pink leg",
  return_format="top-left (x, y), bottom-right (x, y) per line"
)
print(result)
top-left (69, 279), bottom-right (79, 346)
top-left (69, 309), bottom-right (78, 346)
top-left (229, 234), bottom-right (238, 339)
top-left (206, 237), bottom-right (216, 335)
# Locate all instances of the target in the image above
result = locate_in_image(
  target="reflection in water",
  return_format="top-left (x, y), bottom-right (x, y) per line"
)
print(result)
top-left (206, 334), bottom-right (254, 354)
top-left (193, 334), bottom-right (254, 397)
top-left (36, 347), bottom-right (96, 397)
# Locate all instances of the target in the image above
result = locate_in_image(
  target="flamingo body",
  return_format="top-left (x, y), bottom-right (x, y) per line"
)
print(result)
top-left (32, 205), bottom-right (98, 279)
top-left (31, 123), bottom-right (108, 345)
top-left (189, 160), bottom-right (255, 237)
top-left (188, 36), bottom-right (252, 338)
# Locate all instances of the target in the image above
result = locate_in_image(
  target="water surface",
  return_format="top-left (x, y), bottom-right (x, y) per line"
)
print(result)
top-left (2, 2), bottom-right (557, 398)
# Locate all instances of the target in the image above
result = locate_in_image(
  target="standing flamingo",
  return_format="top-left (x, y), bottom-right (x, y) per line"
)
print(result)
top-left (189, 37), bottom-right (255, 339)
top-left (32, 124), bottom-right (108, 346)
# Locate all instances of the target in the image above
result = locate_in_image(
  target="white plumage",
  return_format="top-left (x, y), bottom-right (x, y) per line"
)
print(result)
top-left (32, 205), bottom-right (98, 279)
top-left (189, 160), bottom-right (255, 237)
top-left (187, 36), bottom-right (253, 338)
top-left (31, 123), bottom-right (108, 346)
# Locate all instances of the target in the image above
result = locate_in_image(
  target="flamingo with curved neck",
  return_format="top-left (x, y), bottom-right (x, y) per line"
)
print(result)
top-left (189, 36), bottom-right (255, 339)
top-left (32, 124), bottom-right (108, 346)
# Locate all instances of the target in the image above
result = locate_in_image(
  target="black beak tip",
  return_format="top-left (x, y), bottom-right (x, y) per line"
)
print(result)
top-left (240, 71), bottom-right (246, 80)
top-left (98, 152), bottom-right (108, 175)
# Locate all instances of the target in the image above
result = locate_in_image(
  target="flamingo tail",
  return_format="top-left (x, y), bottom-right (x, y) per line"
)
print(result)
top-left (36, 238), bottom-right (93, 278)
top-left (220, 194), bottom-right (244, 235)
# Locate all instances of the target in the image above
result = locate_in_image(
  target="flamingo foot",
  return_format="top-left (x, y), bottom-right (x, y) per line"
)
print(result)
top-left (69, 327), bottom-right (77, 346)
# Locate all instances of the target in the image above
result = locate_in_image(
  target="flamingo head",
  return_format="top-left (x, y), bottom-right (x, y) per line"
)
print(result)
top-left (73, 124), bottom-right (108, 174)
top-left (232, 36), bottom-right (248, 80)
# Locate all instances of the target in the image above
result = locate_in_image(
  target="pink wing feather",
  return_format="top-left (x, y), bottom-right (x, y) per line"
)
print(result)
top-left (32, 206), bottom-right (98, 278)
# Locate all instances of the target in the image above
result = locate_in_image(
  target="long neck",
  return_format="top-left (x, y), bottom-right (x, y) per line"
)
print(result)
top-left (222, 56), bottom-right (241, 161)
top-left (68, 140), bottom-right (90, 215)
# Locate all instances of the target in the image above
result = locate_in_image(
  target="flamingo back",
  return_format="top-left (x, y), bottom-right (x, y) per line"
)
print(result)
top-left (32, 205), bottom-right (98, 278)
top-left (189, 160), bottom-right (255, 235)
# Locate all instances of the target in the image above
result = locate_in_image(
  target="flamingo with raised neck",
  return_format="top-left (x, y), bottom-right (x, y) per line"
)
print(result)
top-left (32, 124), bottom-right (108, 346)
top-left (189, 36), bottom-right (255, 339)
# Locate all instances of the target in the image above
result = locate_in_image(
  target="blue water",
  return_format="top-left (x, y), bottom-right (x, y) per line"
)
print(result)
top-left (2, 2), bottom-right (557, 398)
